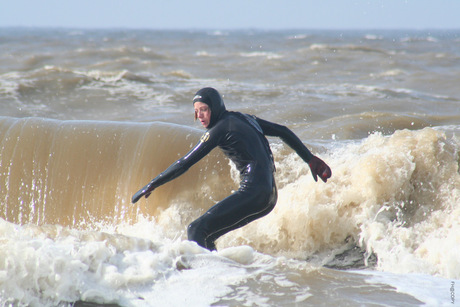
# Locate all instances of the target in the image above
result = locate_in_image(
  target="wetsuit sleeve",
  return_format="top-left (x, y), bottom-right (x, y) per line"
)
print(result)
top-left (255, 117), bottom-right (314, 163)
top-left (150, 133), bottom-right (217, 188)
top-left (132, 131), bottom-right (218, 203)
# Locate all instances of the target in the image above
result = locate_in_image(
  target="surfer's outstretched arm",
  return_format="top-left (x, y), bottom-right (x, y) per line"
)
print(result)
top-left (255, 117), bottom-right (332, 182)
top-left (132, 131), bottom-right (217, 204)
top-left (131, 159), bottom-right (189, 203)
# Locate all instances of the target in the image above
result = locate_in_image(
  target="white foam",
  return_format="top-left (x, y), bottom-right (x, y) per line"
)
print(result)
top-left (2, 213), bottom-right (459, 306)
top-left (218, 128), bottom-right (460, 279)
top-left (239, 51), bottom-right (283, 60)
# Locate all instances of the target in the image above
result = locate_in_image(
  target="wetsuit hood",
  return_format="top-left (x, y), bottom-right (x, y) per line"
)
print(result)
top-left (193, 87), bottom-right (226, 129)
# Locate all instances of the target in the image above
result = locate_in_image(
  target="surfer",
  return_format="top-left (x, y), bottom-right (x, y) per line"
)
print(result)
top-left (132, 87), bottom-right (331, 251)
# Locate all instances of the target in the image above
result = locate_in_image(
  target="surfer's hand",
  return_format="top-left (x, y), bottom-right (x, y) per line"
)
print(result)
top-left (308, 156), bottom-right (332, 183)
top-left (132, 183), bottom-right (155, 203)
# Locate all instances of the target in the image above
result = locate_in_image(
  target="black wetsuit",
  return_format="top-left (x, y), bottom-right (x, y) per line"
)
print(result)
top-left (134, 110), bottom-right (314, 250)
top-left (132, 87), bottom-right (325, 251)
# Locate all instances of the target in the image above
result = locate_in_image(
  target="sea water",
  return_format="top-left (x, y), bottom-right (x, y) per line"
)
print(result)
top-left (0, 28), bottom-right (459, 306)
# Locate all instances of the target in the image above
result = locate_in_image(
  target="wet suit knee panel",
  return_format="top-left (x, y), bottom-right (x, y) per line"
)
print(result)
top-left (187, 219), bottom-right (216, 251)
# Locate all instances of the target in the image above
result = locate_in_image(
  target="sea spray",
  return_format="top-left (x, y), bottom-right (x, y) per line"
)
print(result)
top-left (218, 128), bottom-right (460, 279)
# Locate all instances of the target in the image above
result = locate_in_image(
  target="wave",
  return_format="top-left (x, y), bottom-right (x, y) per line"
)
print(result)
top-left (0, 115), bottom-right (459, 306)
top-left (1, 66), bottom-right (155, 99)
top-left (1, 116), bottom-right (459, 278)
top-left (218, 127), bottom-right (460, 278)
top-left (313, 111), bottom-right (460, 140)
top-left (239, 51), bottom-right (283, 60)
top-left (1, 217), bottom-right (441, 306)
top-left (309, 43), bottom-right (390, 55)
top-left (0, 67), bottom-right (188, 120)
top-left (0, 117), bottom-right (231, 226)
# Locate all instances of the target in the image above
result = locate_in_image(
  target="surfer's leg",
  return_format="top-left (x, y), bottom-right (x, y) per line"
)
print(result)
top-left (187, 184), bottom-right (277, 251)
top-left (187, 214), bottom-right (217, 250)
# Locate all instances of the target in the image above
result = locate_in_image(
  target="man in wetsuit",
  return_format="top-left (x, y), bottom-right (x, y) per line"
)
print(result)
top-left (132, 87), bottom-right (331, 251)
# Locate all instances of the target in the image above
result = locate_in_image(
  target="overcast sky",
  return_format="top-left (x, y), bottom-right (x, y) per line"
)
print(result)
top-left (1, 0), bottom-right (459, 30)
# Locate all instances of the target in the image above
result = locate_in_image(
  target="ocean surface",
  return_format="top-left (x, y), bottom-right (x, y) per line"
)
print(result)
top-left (0, 28), bottom-right (459, 306)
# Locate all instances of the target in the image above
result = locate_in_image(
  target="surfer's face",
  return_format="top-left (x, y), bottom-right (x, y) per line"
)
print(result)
top-left (194, 101), bottom-right (211, 128)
